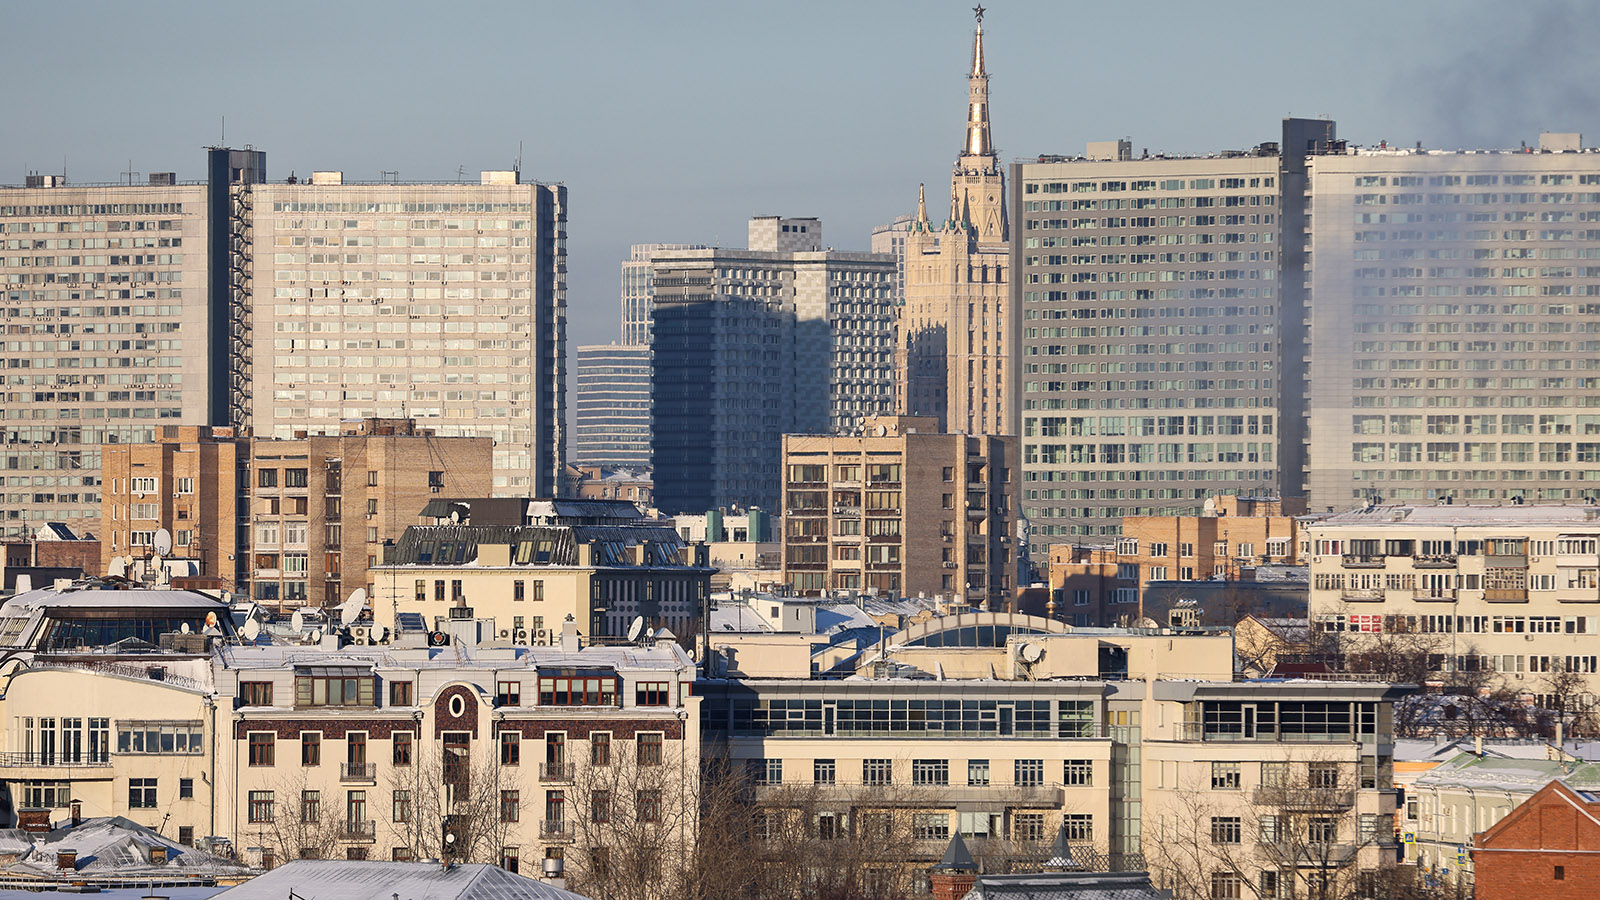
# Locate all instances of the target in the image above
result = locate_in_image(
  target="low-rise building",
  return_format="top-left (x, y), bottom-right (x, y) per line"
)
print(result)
top-left (370, 499), bottom-right (711, 641)
top-left (1306, 504), bottom-right (1600, 697)
top-left (1472, 779), bottom-right (1600, 900)
top-left (781, 415), bottom-right (1016, 607)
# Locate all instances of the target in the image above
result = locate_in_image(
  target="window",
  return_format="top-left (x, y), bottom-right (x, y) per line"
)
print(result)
top-left (131, 476), bottom-right (158, 494)
top-left (496, 680), bottom-right (521, 706)
top-left (258, 469), bottom-right (277, 488)
top-left (392, 732), bottom-right (413, 766)
top-left (1014, 812), bottom-right (1046, 842)
top-left (1014, 759), bottom-right (1044, 786)
top-left (863, 758), bottom-right (893, 785)
top-left (1556, 865), bottom-right (1566, 880)
top-left (814, 759), bottom-right (836, 785)
top-left (1261, 761), bottom-right (1287, 787)
top-left (1308, 817), bottom-right (1337, 844)
top-left (128, 779), bottom-right (157, 809)
top-left (636, 733), bottom-right (662, 766)
top-left (1063, 760), bottom-right (1093, 786)
top-left (1358, 814), bottom-right (1378, 844)
top-left (301, 732), bottom-right (320, 766)
top-left (513, 580), bottom-right (525, 601)
top-left (240, 681), bottom-right (273, 706)
top-left (248, 732), bottom-right (275, 767)
top-left (1211, 872), bottom-right (1243, 900)
top-left (913, 813), bottom-right (950, 841)
top-left (1211, 816), bottom-right (1242, 844)
top-left (912, 759), bottom-right (949, 786)
top-left (179, 777), bottom-right (194, 799)
top-left (389, 681), bottom-right (413, 706)
top-left (178, 826), bottom-right (194, 846)
top-left (636, 790), bottom-right (661, 823)
top-left (1063, 814), bottom-right (1093, 841)
top-left (428, 471), bottom-right (445, 492)
top-left (500, 790), bottom-right (519, 823)
top-left (500, 732), bottom-right (520, 765)
top-left (1259, 870), bottom-right (1279, 899)
top-left (249, 790), bottom-right (275, 823)
top-left (1259, 815), bottom-right (1280, 844)
top-left (346, 847), bottom-right (368, 861)
top-left (1308, 762), bottom-right (1340, 789)
top-left (591, 789), bottom-right (611, 823)
top-left (591, 733), bottom-right (611, 766)
top-left (392, 790), bottom-right (411, 823)
top-left (1212, 761), bottom-right (1241, 790)
top-left (636, 682), bottom-right (670, 706)
top-left (302, 790), bottom-right (321, 823)
top-left (968, 759), bottom-right (990, 786)
top-left (757, 758), bottom-right (783, 785)
top-left (538, 675), bottom-right (618, 706)
top-left (415, 579), bottom-right (427, 601)
top-left (294, 669), bottom-right (375, 707)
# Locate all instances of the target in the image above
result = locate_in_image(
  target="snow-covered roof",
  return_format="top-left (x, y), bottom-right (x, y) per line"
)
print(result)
top-left (210, 860), bottom-right (592, 900)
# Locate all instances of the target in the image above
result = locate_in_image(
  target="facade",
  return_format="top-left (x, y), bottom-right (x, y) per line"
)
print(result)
top-left (1011, 121), bottom-right (1337, 547)
top-left (1306, 504), bottom-right (1600, 695)
top-left (869, 213), bottom-right (912, 307)
top-left (780, 415), bottom-right (1015, 605)
top-left (896, 12), bottom-right (1012, 437)
top-left (1304, 133), bottom-right (1600, 511)
top-left (244, 417), bottom-right (493, 609)
top-left (244, 170), bottom-right (566, 497)
top-left (100, 424), bottom-right (241, 582)
top-left (621, 242), bottom-right (703, 346)
top-left (370, 515), bottom-right (712, 641)
top-left (699, 615), bottom-right (1407, 892)
top-left (1472, 778), bottom-right (1600, 900)
top-left (572, 344), bottom-right (650, 468)
top-left (569, 464), bottom-right (651, 505)
top-left (650, 218), bottom-right (896, 514)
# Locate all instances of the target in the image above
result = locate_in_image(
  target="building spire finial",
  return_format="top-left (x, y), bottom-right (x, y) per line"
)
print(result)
top-left (916, 183), bottom-right (929, 228)
top-left (964, 10), bottom-right (992, 157)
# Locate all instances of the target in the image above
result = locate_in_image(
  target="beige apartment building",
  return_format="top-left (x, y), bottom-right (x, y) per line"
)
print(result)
top-left (0, 176), bottom-right (218, 540)
top-left (1306, 504), bottom-right (1600, 697)
top-left (100, 424), bottom-right (241, 582)
top-left (780, 415), bottom-right (1016, 606)
top-left (698, 612), bottom-right (1407, 893)
top-left (244, 417), bottom-right (492, 609)
top-left (897, 11), bottom-right (1012, 437)
top-left (1304, 134), bottom-right (1600, 511)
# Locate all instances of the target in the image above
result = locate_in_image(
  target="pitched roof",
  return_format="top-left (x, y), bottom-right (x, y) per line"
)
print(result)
top-left (210, 860), bottom-right (593, 900)
top-left (1475, 779), bottom-right (1600, 850)
top-left (961, 871), bottom-right (1167, 900)
top-left (933, 833), bottom-right (977, 872)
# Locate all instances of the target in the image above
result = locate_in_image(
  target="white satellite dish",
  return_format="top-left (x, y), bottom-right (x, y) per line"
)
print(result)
top-left (338, 588), bottom-right (368, 627)
top-left (241, 619), bottom-right (262, 642)
top-left (180, 622), bottom-right (191, 634)
top-left (108, 557), bottom-right (127, 578)
top-left (308, 628), bottom-right (322, 643)
top-left (626, 616), bottom-right (646, 643)
top-left (1019, 643), bottom-right (1044, 664)
top-left (291, 609), bottom-right (305, 633)
top-left (153, 528), bottom-right (173, 557)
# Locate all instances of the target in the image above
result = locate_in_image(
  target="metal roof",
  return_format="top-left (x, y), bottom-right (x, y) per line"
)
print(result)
top-left (962, 871), bottom-right (1167, 900)
top-left (209, 860), bottom-right (593, 900)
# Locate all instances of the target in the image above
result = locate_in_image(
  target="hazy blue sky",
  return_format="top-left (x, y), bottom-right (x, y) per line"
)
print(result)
top-left (4, 0), bottom-right (1596, 353)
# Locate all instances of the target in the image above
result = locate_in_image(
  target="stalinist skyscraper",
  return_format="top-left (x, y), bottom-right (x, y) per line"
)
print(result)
top-left (896, 6), bottom-right (1012, 436)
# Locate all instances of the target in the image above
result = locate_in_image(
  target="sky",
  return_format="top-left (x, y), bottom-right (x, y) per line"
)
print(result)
top-left (4, 0), bottom-right (1598, 358)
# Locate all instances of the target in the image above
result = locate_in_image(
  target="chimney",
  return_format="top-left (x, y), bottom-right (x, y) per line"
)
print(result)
top-left (18, 810), bottom-right (50, 834)
top-left (56, 850), bottom-right (76, 870)
top-left (1474, 735), bottom-right (1484, 756)
top-left (69, 799), bottom-right (81, 827)
top-left (929, 833), bottom-right (978, 900)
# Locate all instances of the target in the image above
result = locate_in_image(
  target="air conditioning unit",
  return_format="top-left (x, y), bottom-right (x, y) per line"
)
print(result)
top-left (513, 629), bottom-right (527, 643)
top-left (499, 629), bottom-right (509, 638)
top-left (347, 625), bottom-right (372, 645)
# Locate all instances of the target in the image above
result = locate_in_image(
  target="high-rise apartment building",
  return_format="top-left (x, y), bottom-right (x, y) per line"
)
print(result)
top-left (243, 169), bottom-right (566, 497)
top-left (780, 414), bottom-right (1015, 604)
top-left (1011, 120), bottom-right (1337, 549)
top-left (896, 9), bottom-right (1013, 437)
top-left (869, 213), bottom-right (912, 306)
top-left (2, 153), bottom-right (569, 537)
top-left (1304, 133), bottom-right (1600, 510)
top-left (650, 217), bottom-right (896, 514)
top-left (573, 343), bottom-right (651, 467)
top-left (621, 242), bottom-right (704, 346)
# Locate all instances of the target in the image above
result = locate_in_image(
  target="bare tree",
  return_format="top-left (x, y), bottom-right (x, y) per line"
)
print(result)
top-left (246, 769), bottom-right (348, 866)
top-left (381, 740), bottom-right (521, 864)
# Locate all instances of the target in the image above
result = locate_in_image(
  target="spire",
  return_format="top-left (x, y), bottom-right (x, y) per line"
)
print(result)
top-left (916, 183), bottom-right (930, 230)
top-left (964, 6), bottom-right (992, 158)
top-left (933, 832), bottom-right (977, 873)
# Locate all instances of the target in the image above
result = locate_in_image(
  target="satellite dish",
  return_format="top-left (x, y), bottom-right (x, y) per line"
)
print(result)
top-left (291, 610), bottom-right (305, 633)
top-left (108, 557), bottom-right (127, 578)
top-left (1019, 643), bottom-right (1044, 664)
top-left (180, 622), bottom-right (191, 634)
top-left (241, 619), bottom-right (262, 642)
top-left (626, 616), bottom-right (646, 643)
top-left (308, 628), bottom-right (323, 643)
top-left (153, 528), bottom-right (173, 557)
top-left (339, 588), bottom-right (368, 627)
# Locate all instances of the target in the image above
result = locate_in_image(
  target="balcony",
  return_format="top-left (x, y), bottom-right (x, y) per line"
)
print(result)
top-left (1172, 723), bottom-right (1364, 743)
top-left (539, 819), bottom-right (573, 840)
top-left (0, 752), bottom-right (112, 779)
top-left (751, 782), bottom-right (1068, 807)
top-left (1485, 588), bottom-right (1528, 602)
top-left (540, 762), bottom-right (574, 783)
top-left (339, 819), bottom-right (376, 841)
top-left (1413, 588), bottom-right (1457, 602)
top-left (1341, 554), bottom-right (1385, 568)
top-left (1412, 554), bottom-right (1458, 568)
top-left (1340, 589), bottom-right (1383, 602)
top-left (1252, 786), bottom-right (1357, 809)
top-left (341, 762), bottom-right (377, 783)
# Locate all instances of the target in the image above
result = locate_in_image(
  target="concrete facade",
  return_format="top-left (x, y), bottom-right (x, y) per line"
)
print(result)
top-left (572, 344), bottom-right (651, 468)
top-left (780, 415), bottom-right (1015, 606)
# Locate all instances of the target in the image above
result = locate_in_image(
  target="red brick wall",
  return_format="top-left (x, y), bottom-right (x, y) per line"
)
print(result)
top-left (929, 872), bottom-right (975, 900)
top-left (1475, 850), bottom-right (1600, 900)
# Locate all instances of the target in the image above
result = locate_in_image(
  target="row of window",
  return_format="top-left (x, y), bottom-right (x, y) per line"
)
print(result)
top-left (245, 787), bottom-right (664, 829)
top-left (751, 757), bottom-right (1094, 787)
top-left (245, 730), bottom-right (664, 769)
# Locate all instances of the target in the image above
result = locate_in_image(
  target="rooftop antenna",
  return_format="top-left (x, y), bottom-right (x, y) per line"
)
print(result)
top-left (456, 165), bottom-right (467, 182)
top-left (221, 115), bottom-right (225, 145)
top-left (515, 141), bottom-right (523, 181)
top-left (240, 618), bottom-right (262, 643)
top-left (121, 161), bottom-right (140, 186)
top-left (338, 588), bottom-right (368, 627)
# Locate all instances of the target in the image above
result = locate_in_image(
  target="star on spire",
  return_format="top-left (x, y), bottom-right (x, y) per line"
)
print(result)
top-left (973, 5), bottom-right (985, 23)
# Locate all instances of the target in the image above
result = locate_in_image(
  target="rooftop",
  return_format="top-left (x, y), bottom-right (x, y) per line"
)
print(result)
top-left (209, 860), bottom-right (591, 900)
top-left (1312, 504), bottom-right (1600, 528)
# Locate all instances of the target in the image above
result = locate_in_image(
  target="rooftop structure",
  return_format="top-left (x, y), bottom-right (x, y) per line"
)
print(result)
top-left (208, 859), bottom-right (592, 900)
